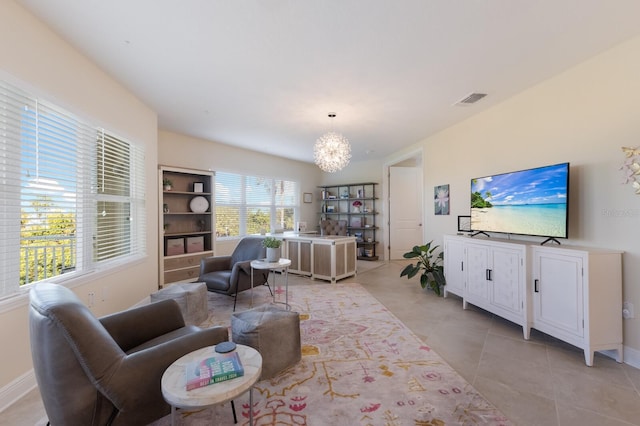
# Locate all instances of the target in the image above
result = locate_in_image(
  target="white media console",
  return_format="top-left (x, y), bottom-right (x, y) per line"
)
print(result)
top-left (443, 234), bottom-right (623, 366)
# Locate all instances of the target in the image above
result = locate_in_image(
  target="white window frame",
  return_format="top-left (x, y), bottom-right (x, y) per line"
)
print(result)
top-left (0, 78), bottom-right (146, 304)
top-left (215, 171), bottom-right (299, 240)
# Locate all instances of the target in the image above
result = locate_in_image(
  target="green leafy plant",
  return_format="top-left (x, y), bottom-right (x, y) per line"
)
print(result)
top-left (400, 241), bottom-right (446, 296)
top-left (262, 236), bottom-right (281, 249)
top-left (162, 178), bottom-right (173, 189)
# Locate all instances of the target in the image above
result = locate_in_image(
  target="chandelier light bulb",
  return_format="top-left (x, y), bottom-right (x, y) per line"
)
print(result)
top-left (313, 114), bottom-right (351, 173)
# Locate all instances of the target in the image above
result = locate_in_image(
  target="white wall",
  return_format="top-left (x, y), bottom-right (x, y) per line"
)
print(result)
top-left (158, 130), bottom-right (324, 255)
top-left (0, 0), bottom-right (158, 406)
top-left (388, 35), bottom-right (640, 357)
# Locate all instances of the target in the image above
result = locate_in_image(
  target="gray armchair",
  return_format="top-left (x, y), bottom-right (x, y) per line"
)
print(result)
top-left (29, 282), bottom-right (228, 426)
top-left (199, 236), bottom-right (271, 310)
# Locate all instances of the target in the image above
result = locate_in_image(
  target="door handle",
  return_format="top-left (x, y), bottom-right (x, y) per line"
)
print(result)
top-left (486, 269), bottom-right (492, 281)
top-left (534, 279), bottom-right (539, 293)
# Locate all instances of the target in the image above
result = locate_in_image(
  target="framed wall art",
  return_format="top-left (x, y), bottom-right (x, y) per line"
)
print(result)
top-left (434, 184), bottom-right (450, 215)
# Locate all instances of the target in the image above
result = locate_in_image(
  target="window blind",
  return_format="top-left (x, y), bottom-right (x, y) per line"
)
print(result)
top-left (0, 79), bottom-right (146, 298)
top-left (215, 171), bottom-right (299, 238)
top-left (96, 131), bottom-right (146, 262)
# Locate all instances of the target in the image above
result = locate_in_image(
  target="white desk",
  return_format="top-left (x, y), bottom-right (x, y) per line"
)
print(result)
top-left (251, 258), bottom-right (292, 310)
top-left (161, 344), bottom-right (262, 426)
top-left (258, 233), bottom-right (358, 282)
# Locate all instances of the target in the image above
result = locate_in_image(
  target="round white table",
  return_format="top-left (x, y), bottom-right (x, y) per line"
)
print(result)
top-left (161, 344), bottom-right (262, 426)
top-left (250, 258), bottom-right (292, 310)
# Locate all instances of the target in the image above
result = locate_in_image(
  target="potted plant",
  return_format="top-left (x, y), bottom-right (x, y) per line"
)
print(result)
top-left (400, 241), bottom-right (446, 296)
top-left (262, 236), bottom-right (282, 262)
top-left (352, 200), bottom-right (362, 213)
top-left (163, 178), bottom-right (173, 191)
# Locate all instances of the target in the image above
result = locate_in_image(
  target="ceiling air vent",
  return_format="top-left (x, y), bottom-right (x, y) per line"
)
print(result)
top-left (454, 92), bottom-right (487, 106)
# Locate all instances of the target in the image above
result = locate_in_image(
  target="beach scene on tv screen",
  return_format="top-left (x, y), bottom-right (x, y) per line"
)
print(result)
top-left (470, 164), bottom-right (568, 237)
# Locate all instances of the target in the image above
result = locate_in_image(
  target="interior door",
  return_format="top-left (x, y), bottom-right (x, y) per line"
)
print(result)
top-left (389, 166), bottom-right (423, 259)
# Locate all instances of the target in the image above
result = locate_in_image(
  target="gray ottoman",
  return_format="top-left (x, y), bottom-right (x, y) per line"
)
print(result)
top-left (231, 305), bottom-right (301, 380)
top-left (150, 282), bottom-right (208, 325)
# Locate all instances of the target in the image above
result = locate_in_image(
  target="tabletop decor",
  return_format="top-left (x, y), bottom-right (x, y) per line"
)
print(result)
top-left (163, 178), bottom-right (173, 191)
top-left (262, 236), bottom-right (281, 262)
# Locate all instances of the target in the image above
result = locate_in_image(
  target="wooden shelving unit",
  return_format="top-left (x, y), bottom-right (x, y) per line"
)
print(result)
top-left (159, 166), bottom-right (214, 287)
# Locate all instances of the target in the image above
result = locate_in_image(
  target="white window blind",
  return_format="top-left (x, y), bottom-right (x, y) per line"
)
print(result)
top-left (0, 79), bottom-right (146, 298)
top-left (96, 131), bottom-right (146, 262)
top-left (215, 172), bottom-right (298, 238)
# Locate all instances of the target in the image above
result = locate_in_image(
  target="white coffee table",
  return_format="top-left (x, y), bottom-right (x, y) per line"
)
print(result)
top-left (251, 258), bottom-right (292, 310)
top-left (161, 344), bottom-right (262, 426)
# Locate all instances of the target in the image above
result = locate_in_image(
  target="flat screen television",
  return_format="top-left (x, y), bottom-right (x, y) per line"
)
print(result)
top-left (470, 162), bottom-right (569, 241)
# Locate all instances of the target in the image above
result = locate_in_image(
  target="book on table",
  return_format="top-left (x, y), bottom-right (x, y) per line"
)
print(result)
top-left (185, 351), bottom-right (245, 390)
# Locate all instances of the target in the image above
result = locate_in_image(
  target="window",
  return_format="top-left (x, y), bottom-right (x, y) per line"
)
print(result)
top-left (215, 172), bottom-right (298, 238)
top-left (0, 79), bottom-right (146, 298)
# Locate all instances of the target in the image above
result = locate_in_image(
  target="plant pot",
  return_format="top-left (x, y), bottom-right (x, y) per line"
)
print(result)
top-left (164, 185), bottom-right (172, 191)
top-left (266, 247), bottom-right (281, 262)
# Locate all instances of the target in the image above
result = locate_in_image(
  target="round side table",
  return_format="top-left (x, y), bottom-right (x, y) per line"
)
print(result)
top-left (161, 344), bottom-right (262, 426)
top-left (250, 258), bottom-right (292, 309)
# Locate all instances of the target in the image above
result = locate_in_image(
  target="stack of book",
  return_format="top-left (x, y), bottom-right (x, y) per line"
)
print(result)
top-left (185, 351), bottom-right (244, 390)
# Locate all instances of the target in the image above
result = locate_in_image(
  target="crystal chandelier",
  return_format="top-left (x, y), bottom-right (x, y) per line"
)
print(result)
top-left (313, 113), bottom-right (351, 173)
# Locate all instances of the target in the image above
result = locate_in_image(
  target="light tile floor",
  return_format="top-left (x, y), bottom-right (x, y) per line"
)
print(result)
top-left (2, 260), bottom-right (640, 425)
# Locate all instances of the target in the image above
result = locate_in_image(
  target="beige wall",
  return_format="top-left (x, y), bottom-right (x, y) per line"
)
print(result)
top-left (4, 0), bottom-right (640, 410)
top-left (386, 35), bottom-right (640, 358)
top-left (0, 0), bottom-right (158, 405)
top-left (158, 130), bottom-right (324, 255)
top-left (318, 159), bottom-right (387, 258)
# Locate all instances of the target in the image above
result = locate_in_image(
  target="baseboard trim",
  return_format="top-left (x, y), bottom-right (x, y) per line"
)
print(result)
top-left (600, 345), bottom-right (640, 369)
top-left (0, 370), bottom-right (36, 413)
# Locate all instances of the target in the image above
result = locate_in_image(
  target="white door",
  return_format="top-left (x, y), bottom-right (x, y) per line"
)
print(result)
top-left (389, 166), bottom-right (423, 259)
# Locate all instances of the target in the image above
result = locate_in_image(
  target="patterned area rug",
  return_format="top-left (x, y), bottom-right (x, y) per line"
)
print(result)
top-left (152, 282), bottom-right (511, 425)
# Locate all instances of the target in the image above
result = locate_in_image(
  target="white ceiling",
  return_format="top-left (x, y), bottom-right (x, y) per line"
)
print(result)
top-left (17, 0), bottom-right (640, 165)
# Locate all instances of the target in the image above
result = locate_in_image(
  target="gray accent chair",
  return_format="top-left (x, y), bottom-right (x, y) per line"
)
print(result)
top-left (29, 282), bottom-right (228, 426)
top-left (199, 236), bottom-right (271, 310)
top-left (320, 219), bottom-right (347, 236)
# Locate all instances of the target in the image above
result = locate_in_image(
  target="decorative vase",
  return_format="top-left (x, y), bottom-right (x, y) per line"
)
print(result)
top-left (353, 207), bottom-right (360, 213)
top-left (266, 247), bottom-right (280, 262)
